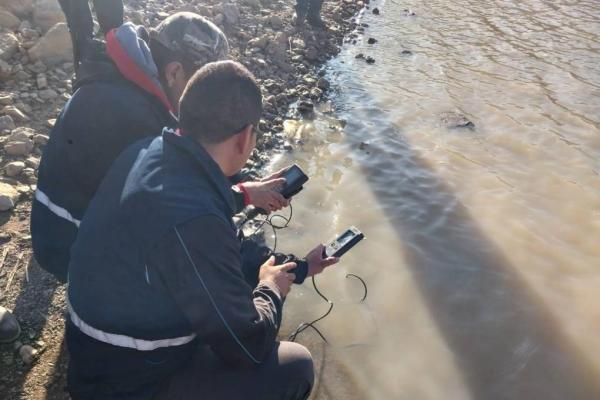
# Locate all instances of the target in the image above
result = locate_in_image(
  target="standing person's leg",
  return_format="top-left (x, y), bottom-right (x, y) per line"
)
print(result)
top-left (91, 0), bottom-right (123, 34)
top-left (159, 341), bottom-right (314, 400)
top-left (307, 0), bottom-right (326, 28)
top-left (294, 0), bottom-right (311, 27)
top-left (57, 0), bottom-right (94, 71)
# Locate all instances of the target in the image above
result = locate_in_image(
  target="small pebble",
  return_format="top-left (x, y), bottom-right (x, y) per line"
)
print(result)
top-left (366, 56), bottom-right (376, 64)
top-left (372, 8), bottom-right (380, 15)
top-left (355, 53), bottom-right (365, 59)
top-left (367, 38), bottom-right (377, 44)
top-left (19, 345), bottom-right (38, 365)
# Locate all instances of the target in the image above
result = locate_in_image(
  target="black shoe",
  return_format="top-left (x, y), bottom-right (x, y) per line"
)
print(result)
top-left (307, 14), bottom-right (326, 29)
top-left (293, 7), bottom-right (308, 27)
top-left (0, 307), bottom-right (20, 343)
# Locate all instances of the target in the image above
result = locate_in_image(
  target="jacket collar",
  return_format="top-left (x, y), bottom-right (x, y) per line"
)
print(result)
top-left (162, 128), bottom-right (236, 214)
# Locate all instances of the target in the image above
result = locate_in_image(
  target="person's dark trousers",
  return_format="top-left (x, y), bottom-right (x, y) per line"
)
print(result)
top-left (295, 0), bottom-right (325, 26)
top-left (58, 0), bottom-right (123, 72)
top-left (156, 342), bottom-right (314, 400)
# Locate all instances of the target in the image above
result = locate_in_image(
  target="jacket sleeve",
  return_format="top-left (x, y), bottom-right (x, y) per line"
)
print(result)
top-left (148, 215), bottom-right (283, 368)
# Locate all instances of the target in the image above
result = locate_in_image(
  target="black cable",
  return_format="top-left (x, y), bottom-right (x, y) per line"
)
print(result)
top-left (289, 276), bottom-right (333, 342)
top-left (242, 201), bottom-right (369, 344)
top-left (248, 202), bottom-right (293, 252)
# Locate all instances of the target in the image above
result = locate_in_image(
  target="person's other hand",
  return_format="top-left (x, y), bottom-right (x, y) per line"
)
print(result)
top-left (260, 167), bottom-right (288, 182)
top-left (242, 179), bottom-right (289, 213)
top-left (305, 244), bottom-right (339, 277)
top-left (258, 256), bottom-right (296, 297)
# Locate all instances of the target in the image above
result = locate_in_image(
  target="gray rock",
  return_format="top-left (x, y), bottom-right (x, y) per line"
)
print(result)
top-left (32, 133), bottom-right (48, 145)
top-left (5, 161), bottom-right (25, 177)
top-left (268, 15), bottom-right (284, 28)
top-left (25, 156), bottom-right (40, 169)
top-left (0, 94), bottom-right (12, 105)
top-left (0, 9), bottom-right (21, 30)
top-left (36, 73), bottom-right (47, 89)
top-left (1, 105), bottom-right (28, 121)
top-left (33, 0), bottom-right (66, 31)
top-left (304, 47), bottom-right (318, 61)
top-left (18, 344), bottom-right (38, 365)
top-left (317, 77), bottom-right (330, 90)
top-left (4, 140), bottom-right (34, 156)
top-left (38, 88), bottom-right (57, 100)
top-left (248, 36), bottom-right (268, 49)
top-left (0, 182), bottom-right (19, 211)
top-left (28, 22), bottom-right (72, 66)
top-left (0, 0), bottom-right (34, 17)
top-left (0, 115), bottom-right (15, 131)
top-left (0, 59), bottom-right (11, 80)
top-left (440, 111), bottom-right (474, 129)
top-left (10, 126), bottom-right (34, 141)
top-left (220, 4), bottom-right (240, 25)
top-left (0, 33), bottom-right (19, 61)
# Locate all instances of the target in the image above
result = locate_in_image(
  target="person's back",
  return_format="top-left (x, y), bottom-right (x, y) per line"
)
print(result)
top-left (31, 14), bottom-right (229, 282)
top-left (66, 60), bottom-right (335, 400)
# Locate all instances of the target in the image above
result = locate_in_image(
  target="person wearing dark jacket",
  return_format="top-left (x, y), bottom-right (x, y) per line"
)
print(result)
top-left (66, 60), bottom-right (338, 399)
top-left (31, 12), bottom-right (291, 283)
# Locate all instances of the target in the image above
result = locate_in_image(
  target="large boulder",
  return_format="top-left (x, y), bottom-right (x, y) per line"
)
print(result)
top-left (33, 0), bottom-right (65, 32)
top-left (0, 0), bottom-right (34, 17)
top-left (0, 182), bottom-right (19, 211)
top-left (28, 22), bottom-right (72, 66)
top-left (0, 32), bottom-right (19, 61)
top-left (0, 8), bottom-right (21, 30)
top-left (4, 127), bottom-right (35, 156)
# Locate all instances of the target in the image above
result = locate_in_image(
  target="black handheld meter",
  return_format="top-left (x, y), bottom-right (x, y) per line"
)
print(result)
top-left (279, 164), bottom-right (309, 199)
top-left (323, 226), bottom-right (365, 258)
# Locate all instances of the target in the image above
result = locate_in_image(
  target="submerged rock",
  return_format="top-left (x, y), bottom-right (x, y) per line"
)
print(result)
top-left (365, 56), bottom-right (375, 64)
top-left (440, 111), bottom-right (474, 129)
top-left (367, 37), bottom-right (377, 44)
top-left (372, 8), bottom-right (380, 15)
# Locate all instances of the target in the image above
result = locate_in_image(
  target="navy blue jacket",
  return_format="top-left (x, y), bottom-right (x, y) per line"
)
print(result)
top-left (67, 130), bottom-right (297, 398)
top-left (31, 69), bottom-right (175, 282)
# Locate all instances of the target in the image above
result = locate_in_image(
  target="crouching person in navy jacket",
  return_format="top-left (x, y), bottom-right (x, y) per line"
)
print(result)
top-left (66, 60), bottom-right (339, 400)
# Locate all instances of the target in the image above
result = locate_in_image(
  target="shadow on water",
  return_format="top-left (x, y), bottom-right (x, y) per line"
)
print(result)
top-left (331, 83), bottom-right (600, 399)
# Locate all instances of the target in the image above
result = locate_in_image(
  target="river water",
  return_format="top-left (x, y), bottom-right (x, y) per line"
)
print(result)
top-left (265, 0), bottom-right (600, 399)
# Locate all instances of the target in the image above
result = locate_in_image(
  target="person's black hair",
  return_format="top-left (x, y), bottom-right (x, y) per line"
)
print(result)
top-left (179, 60), bottom-right (263, 144)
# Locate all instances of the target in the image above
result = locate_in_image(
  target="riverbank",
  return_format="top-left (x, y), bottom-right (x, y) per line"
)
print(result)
top-left (0, 0), bottom-right (364, 398)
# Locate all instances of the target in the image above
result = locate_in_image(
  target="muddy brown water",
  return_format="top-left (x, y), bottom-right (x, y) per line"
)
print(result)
top-left (265, 0), bottom-right (600, 399)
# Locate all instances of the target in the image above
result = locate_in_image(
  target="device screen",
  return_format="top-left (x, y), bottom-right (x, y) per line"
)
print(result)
top-left (283, 166), bottom-right (303, 185)
top-left (337, 229), bottom-right (355, 245)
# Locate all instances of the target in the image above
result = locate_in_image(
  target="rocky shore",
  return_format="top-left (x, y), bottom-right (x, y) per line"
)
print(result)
top-left (0, 0), bottom-right (364, 398)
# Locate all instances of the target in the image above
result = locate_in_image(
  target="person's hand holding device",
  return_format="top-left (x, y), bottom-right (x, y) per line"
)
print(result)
top-left (259, 256), bottom-right (297, 297)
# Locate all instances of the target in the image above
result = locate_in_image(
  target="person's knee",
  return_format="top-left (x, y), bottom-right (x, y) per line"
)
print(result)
top-left (280, 342), bottom-right (314, 390)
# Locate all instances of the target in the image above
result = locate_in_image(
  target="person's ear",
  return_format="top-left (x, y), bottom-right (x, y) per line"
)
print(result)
top-left (235, 124), bottom-right (254, 155)
top-left (163, 61), bottom-right (185, 88)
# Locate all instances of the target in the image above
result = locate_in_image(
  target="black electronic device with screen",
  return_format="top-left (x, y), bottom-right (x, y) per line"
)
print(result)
top-left (323, 226), bottom-right (365, 258)
top-left (279, 164), bottom-right (308, 199)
